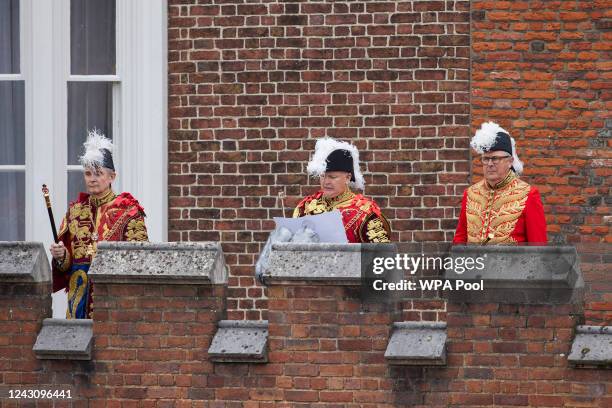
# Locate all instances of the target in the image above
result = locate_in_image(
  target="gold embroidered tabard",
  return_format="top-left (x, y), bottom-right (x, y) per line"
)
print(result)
top-left (52, 190), bottom-right (149, 319)
top-left (296, 190), bottom-right (356, 216)
top-left (293, 190), bottom-right (391, 243)
top-left (465, 172), bottom-right (530, 244)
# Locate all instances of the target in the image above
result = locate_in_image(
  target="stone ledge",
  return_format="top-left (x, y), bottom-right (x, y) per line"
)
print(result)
top-left (89, 241), bottom-right (228, 285)
top-left (262, 243), bottom-right (361, 285)
top-left (208, 320), bottom-right (268, 363)
top-left (0, 242), bottom-right (50, 283)
top-left (568, 325), bottom-right (612, 368)
top-left (385, 321), bottom-right (447, 366)
top-left (262, 243), bottom-right (396, 285)
top-left (33, 318), bottom-right (93, 360)
top-left (445, 246), bottom-right (583, 304)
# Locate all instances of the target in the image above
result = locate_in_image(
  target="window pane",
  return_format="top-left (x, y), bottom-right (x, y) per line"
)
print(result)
top-left (0, 81), bottom-right (25, 165)
top-left (0, 0), bottom-right (20, 74)
top-left (0, 172), bottom-right (25, 240)
top-left (67, 81), bottom-right (113, 165)
top-left (67, 170), bottom-right (86, 202)
top-left (71, 0), bottom-right (116, 75)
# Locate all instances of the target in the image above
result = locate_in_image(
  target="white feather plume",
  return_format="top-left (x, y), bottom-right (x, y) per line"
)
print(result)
top-left (510, 137), bottom-right (523, 175)
top-left (470, 121), bottom-right (523, 175)
top-left (306, 137), bottom-right (365, 190)
top-left (79, 129), bottom-right (113, 169)
top-left (470, 122), bottom-right (508, 153)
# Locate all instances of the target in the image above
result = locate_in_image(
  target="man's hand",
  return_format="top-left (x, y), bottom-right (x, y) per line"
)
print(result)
top-left (49, 242), bottom-right (66, 261)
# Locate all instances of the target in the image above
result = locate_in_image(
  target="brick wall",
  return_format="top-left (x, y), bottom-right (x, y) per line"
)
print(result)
top-left (471, 0), bottom-right (611, 244)
top-left (0, 281), bottom-right (51, 389)
top-left (92, 283), bottom-right (226, 402)
top-left (167, 0), bottom-right (611, 320)
top-left (470, 0), bottom-right (612, 325)
top-left (443, 301), bottom-right (610, 408)
top-left (2, 273), bottom-right (611, 406)
top-left (1, 279), bottom-right (226, 406)
top-left (168, 0), bottom-right (472, 320)
top-left (579, 243), bottom-right (612, 325)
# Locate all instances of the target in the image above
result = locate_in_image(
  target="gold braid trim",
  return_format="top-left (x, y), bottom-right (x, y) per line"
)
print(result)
top-left (466, 183), bottom-right (487, 240)
top-left (465, 176), bottom-right (530, 244)
top-left (103, 206), bottom-right (137, 240)
top-left (298, 191), bottom-right (357, 216)
top-left (89, 190), bottom-right (116, 207)
top-left (344, 210), bottom-right (364, 231)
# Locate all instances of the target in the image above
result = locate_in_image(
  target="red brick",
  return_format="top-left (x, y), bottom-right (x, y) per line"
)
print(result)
top-left (284, 390), bottom-right (318, 402)
top-left (319, 391), bottom-right (353, 402)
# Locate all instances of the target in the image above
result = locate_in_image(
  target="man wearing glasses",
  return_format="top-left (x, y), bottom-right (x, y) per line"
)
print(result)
top-left (453, 122), bottom-right (547, 245)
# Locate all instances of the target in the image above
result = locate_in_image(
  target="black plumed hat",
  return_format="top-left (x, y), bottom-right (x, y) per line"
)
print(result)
top-left (325, 149), bottom-right (355, 181)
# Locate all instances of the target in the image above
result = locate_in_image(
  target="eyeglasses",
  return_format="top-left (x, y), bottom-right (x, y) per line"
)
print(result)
top-left (481, 155), bottom-right (511, 165)
top-left (319, 174), bottom-right (344, 181)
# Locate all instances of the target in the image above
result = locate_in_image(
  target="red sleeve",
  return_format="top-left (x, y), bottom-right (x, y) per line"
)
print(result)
top-left (524, 186), bottom-right (547, 244)
top-left (452, 190), bottom-right (468, 244)
top-left (292, 197), bottom-right (308, 218)
top-left (292, 192), bottom-right (320, 218)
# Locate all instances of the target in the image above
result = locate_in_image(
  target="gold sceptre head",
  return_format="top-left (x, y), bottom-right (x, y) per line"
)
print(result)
top-left (42, 184), bottom-right (52, 208)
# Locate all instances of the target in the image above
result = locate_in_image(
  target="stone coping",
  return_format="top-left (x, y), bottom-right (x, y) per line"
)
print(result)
top-left (262, 242), bottom-right (397, 285)
top-left (89, 241), bottom-right (228, 285)
top-left (262, 242), bottom-right (363, 285)
top-left (444, 245), bottom-right (583, 304)
top-left (446, 245), bottom-right (581, 285)
top-left (0, 242), bottom-right (50, 283)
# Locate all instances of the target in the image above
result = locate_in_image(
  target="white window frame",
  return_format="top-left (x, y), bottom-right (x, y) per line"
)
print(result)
top-left (0, 0), bottom-right (27, 240)
top-left (20, 0), bottom-right (167, 251)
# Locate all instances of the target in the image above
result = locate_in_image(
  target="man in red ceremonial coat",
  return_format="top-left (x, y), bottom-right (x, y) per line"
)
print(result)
top-left (453, 122), bottom-right (547, 245)
top-left (49, 130), bottom-right (148, 319)
top-left (293, 137), bottom-right (391, 243)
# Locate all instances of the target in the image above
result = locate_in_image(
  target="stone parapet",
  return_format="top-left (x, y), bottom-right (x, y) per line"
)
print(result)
top-left (261, 242), bottom-right (363, 285)
top-left (89, 241), bottom-right (228, 285)
top-left (0, 242), bottom-right (50, 283)
top-left (445, 246), bottom-right (584, 304)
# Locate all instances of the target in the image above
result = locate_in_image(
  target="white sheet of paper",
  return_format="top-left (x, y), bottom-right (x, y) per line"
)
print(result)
top-left (274, 210), bottom-right (348, 243)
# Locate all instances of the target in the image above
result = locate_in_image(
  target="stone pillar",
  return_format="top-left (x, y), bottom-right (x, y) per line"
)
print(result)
top-left (86, 241), bottom-right (227, 402)
top-left (0, 242), bottom-right (52, 395)
top-left (443, 246), bottom-right (590, 407)
top-left (262, 243), bottom-right (421, 406)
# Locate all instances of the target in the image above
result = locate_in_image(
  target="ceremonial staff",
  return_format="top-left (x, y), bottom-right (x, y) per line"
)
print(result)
top-left (41, 184), bottom-right (59, 243)
top-left (277, 190), bottom-right (288, 218)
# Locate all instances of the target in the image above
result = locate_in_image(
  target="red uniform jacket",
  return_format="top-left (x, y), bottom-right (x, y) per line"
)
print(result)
top-left (293, 190), bottom-right (391, 243)
top-left (453, 172), bottom-right (547, 245)
top-left (52, 191), bottom-right (148, 317)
